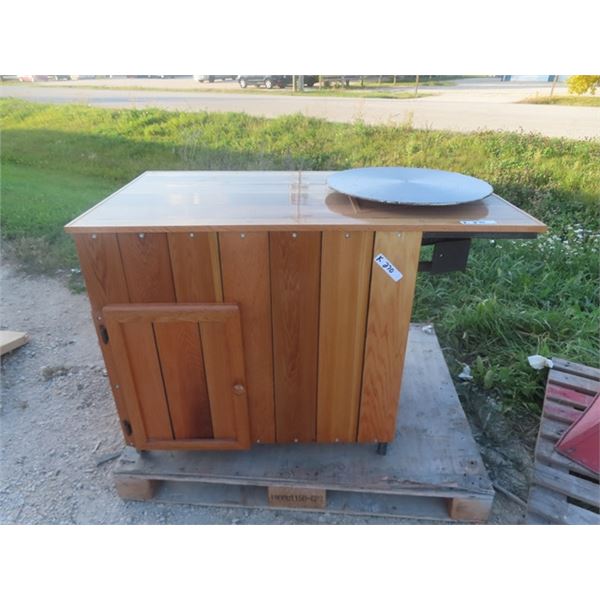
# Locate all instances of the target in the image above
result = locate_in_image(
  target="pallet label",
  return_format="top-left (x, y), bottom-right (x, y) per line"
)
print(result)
top-left (374, 253), bottom-right (403, 282)
top-left (268, 486), bottom-right (327, 509)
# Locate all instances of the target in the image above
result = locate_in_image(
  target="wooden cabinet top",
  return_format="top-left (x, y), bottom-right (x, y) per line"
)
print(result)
top-left (65, 171), bottom-right (546, 234)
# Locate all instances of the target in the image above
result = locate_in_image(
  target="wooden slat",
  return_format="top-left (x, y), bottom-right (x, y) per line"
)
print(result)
top-left (552, 357), bottom-right (600, 381)
top-left (543, 400), bottom-right (583, 425)
top-left (317, 231), bottom-right (373, 442)
top-left (529, 486), bottom-right (600, 525)
top-left (533, 463), bottom-right (600, 508)
top-left (548, 369), bottom-right (600, 396)
top-left (168, 232), bottom-right (223, 302)
top-left (527, 486), bottom-right (568, 524)
top-left (358, 231), bottom-right (422, 443)
top-left (200, 319), bottom-right (248, 444)
top-left (219, 232), bottom-right (275, 443)
top-left (539, 417), bottom-right (567, 442)
top-left (73, 233), bottom-right (130, 312)
top-left (270, 232), bottom-right (321, 443)
top-left (545, 383), bottom-right (595, 410)
top-left (73, 233), bottom-right (133, 443)
top-left (0, 331), bottom-right (29, 356)
top-left (118, 233), bottom-right (176, 302)
top-left (110, 318), bottom-right (174, 442)
top-left (537, 436), bottom-right (600, 481)
top-left (154, 321), bottom-right (213, 439)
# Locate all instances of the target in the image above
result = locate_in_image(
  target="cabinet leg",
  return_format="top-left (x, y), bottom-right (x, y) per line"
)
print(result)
top-left (447, 497), bottom-right (493, 522)
top-left (376, 442), bottom-right (388, 456)
top-left (114, 475), bottom-right (158, 500)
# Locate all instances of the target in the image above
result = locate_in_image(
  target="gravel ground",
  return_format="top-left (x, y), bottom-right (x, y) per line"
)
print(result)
top-left (0, 262), bottom-right (529, 524)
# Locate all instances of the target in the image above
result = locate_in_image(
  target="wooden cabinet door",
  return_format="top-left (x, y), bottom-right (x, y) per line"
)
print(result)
top-left (103, 304), bottom-right (250, 451)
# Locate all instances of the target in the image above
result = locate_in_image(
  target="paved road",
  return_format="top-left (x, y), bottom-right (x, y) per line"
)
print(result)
top-left (2, 83), bottom-right (598, 140)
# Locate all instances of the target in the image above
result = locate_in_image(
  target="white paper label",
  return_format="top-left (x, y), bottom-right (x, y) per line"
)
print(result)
top-left (374, 253), bottom-right (403, 282)
top-left (459, 219), bottom-right (497, 225)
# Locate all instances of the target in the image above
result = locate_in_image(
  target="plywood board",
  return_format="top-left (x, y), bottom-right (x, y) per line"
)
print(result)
top-left (0, 331), bottom-right (29, 356)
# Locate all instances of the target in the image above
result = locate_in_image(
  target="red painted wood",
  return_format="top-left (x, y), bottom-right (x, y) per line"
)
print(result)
top-left (555, 394), bottom-right (600, 475)
top-left (544, 400), bottom-right (584, 425)
top-left (546, 383), bottom-right (596, 410)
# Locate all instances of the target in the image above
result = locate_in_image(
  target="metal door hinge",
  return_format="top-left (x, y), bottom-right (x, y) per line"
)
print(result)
top-left (99, 325), bottom-right (109, 344)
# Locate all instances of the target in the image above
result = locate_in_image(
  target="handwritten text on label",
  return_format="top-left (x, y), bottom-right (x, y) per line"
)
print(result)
top-left (374, 253), bottom-right (403, 282)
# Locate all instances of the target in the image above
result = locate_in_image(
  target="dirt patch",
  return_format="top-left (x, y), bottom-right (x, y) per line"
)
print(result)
top-left (0, 263), bottom-right (533, 524)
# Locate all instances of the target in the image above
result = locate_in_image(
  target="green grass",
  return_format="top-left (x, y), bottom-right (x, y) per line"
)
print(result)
top-left (519, 95), bottom-right (600, 107)
top-left (1, 98), bottom-right (599, 412)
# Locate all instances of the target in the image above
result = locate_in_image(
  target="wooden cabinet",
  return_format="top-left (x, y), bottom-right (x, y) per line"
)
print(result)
top-left (66, 171), bottom-right (546, 451)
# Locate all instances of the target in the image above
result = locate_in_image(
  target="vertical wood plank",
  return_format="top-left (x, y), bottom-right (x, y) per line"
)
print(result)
top-left (110, 318), bottom-right (174, 441)
top-left (168, 232), bottom-right (223, 302)
top-left (270, 231), bottom-right (321, 443)
top-left (73, 233), bottom-right (133, 443)
top-left (73, 233), bottom-right (130, 310)
top-left (118, 233), bottom-right (176, 302)
top-left (358, 231), bottom-right (422, 443)
top-left (219, 232), bottom-right (275, 443)
top-left (154, 321), bottom-right (213, 439)
top-left (317, 231), bottom-right (373, 442)
top-left (200, 320), bottom-right (237, 440)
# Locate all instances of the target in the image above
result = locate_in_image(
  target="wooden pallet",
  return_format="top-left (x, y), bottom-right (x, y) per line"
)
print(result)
top-left (113, 325), bottom-right (495, 522)
top-left (527, 357), bottom-right (600, 524)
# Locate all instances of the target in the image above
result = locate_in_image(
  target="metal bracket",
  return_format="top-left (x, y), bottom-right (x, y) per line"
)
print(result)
top-left (419, 238), bottom-right (471, 274)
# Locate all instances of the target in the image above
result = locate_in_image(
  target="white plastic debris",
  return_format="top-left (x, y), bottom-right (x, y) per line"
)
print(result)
top-left (421, 324), bottom-right (434, 335)
top-left (458, 364), bottom-right (473, 381)
top-left (527, 355), bottom-right (554, 370)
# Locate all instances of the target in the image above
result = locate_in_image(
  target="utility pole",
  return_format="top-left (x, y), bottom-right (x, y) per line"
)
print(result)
top-left (414, 74), bottom-right (420, 97)
top-left (298, 75), bottom-right (304, 92)
top-left (550, 75), bottom-right (558, 97)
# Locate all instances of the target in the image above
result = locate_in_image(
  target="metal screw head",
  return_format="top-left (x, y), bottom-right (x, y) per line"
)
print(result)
top-left (335, 438), bottom-right (340, 442)
top-left (91, 234), bottom-right (97, 240)
top-left (189, 232), bottom-right (195, 238)
top-left (240, 233), bottom-right (246, 239)
top-left (292, 232), bottom-right (298, 238)
top-left (138, 233), bottom-right (145, 239)
top-left (396, 232), bottom-right (402, 238)
top-left (97, 316), bottom-right (102, 321)
top-left (115, 384), bottom-right (120, 390)
top-left (233, 383), bottom-right (246, 395)
top-left (294, 438), bottom-right (299, 443)
top-left (256, 439), bottom-right (261, 444)
top-left (344, 233), bottom-right (351, 239)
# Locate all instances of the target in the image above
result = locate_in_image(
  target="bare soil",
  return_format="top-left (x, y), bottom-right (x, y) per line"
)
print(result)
top-left (0, 262), bottom-right (533, 524)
